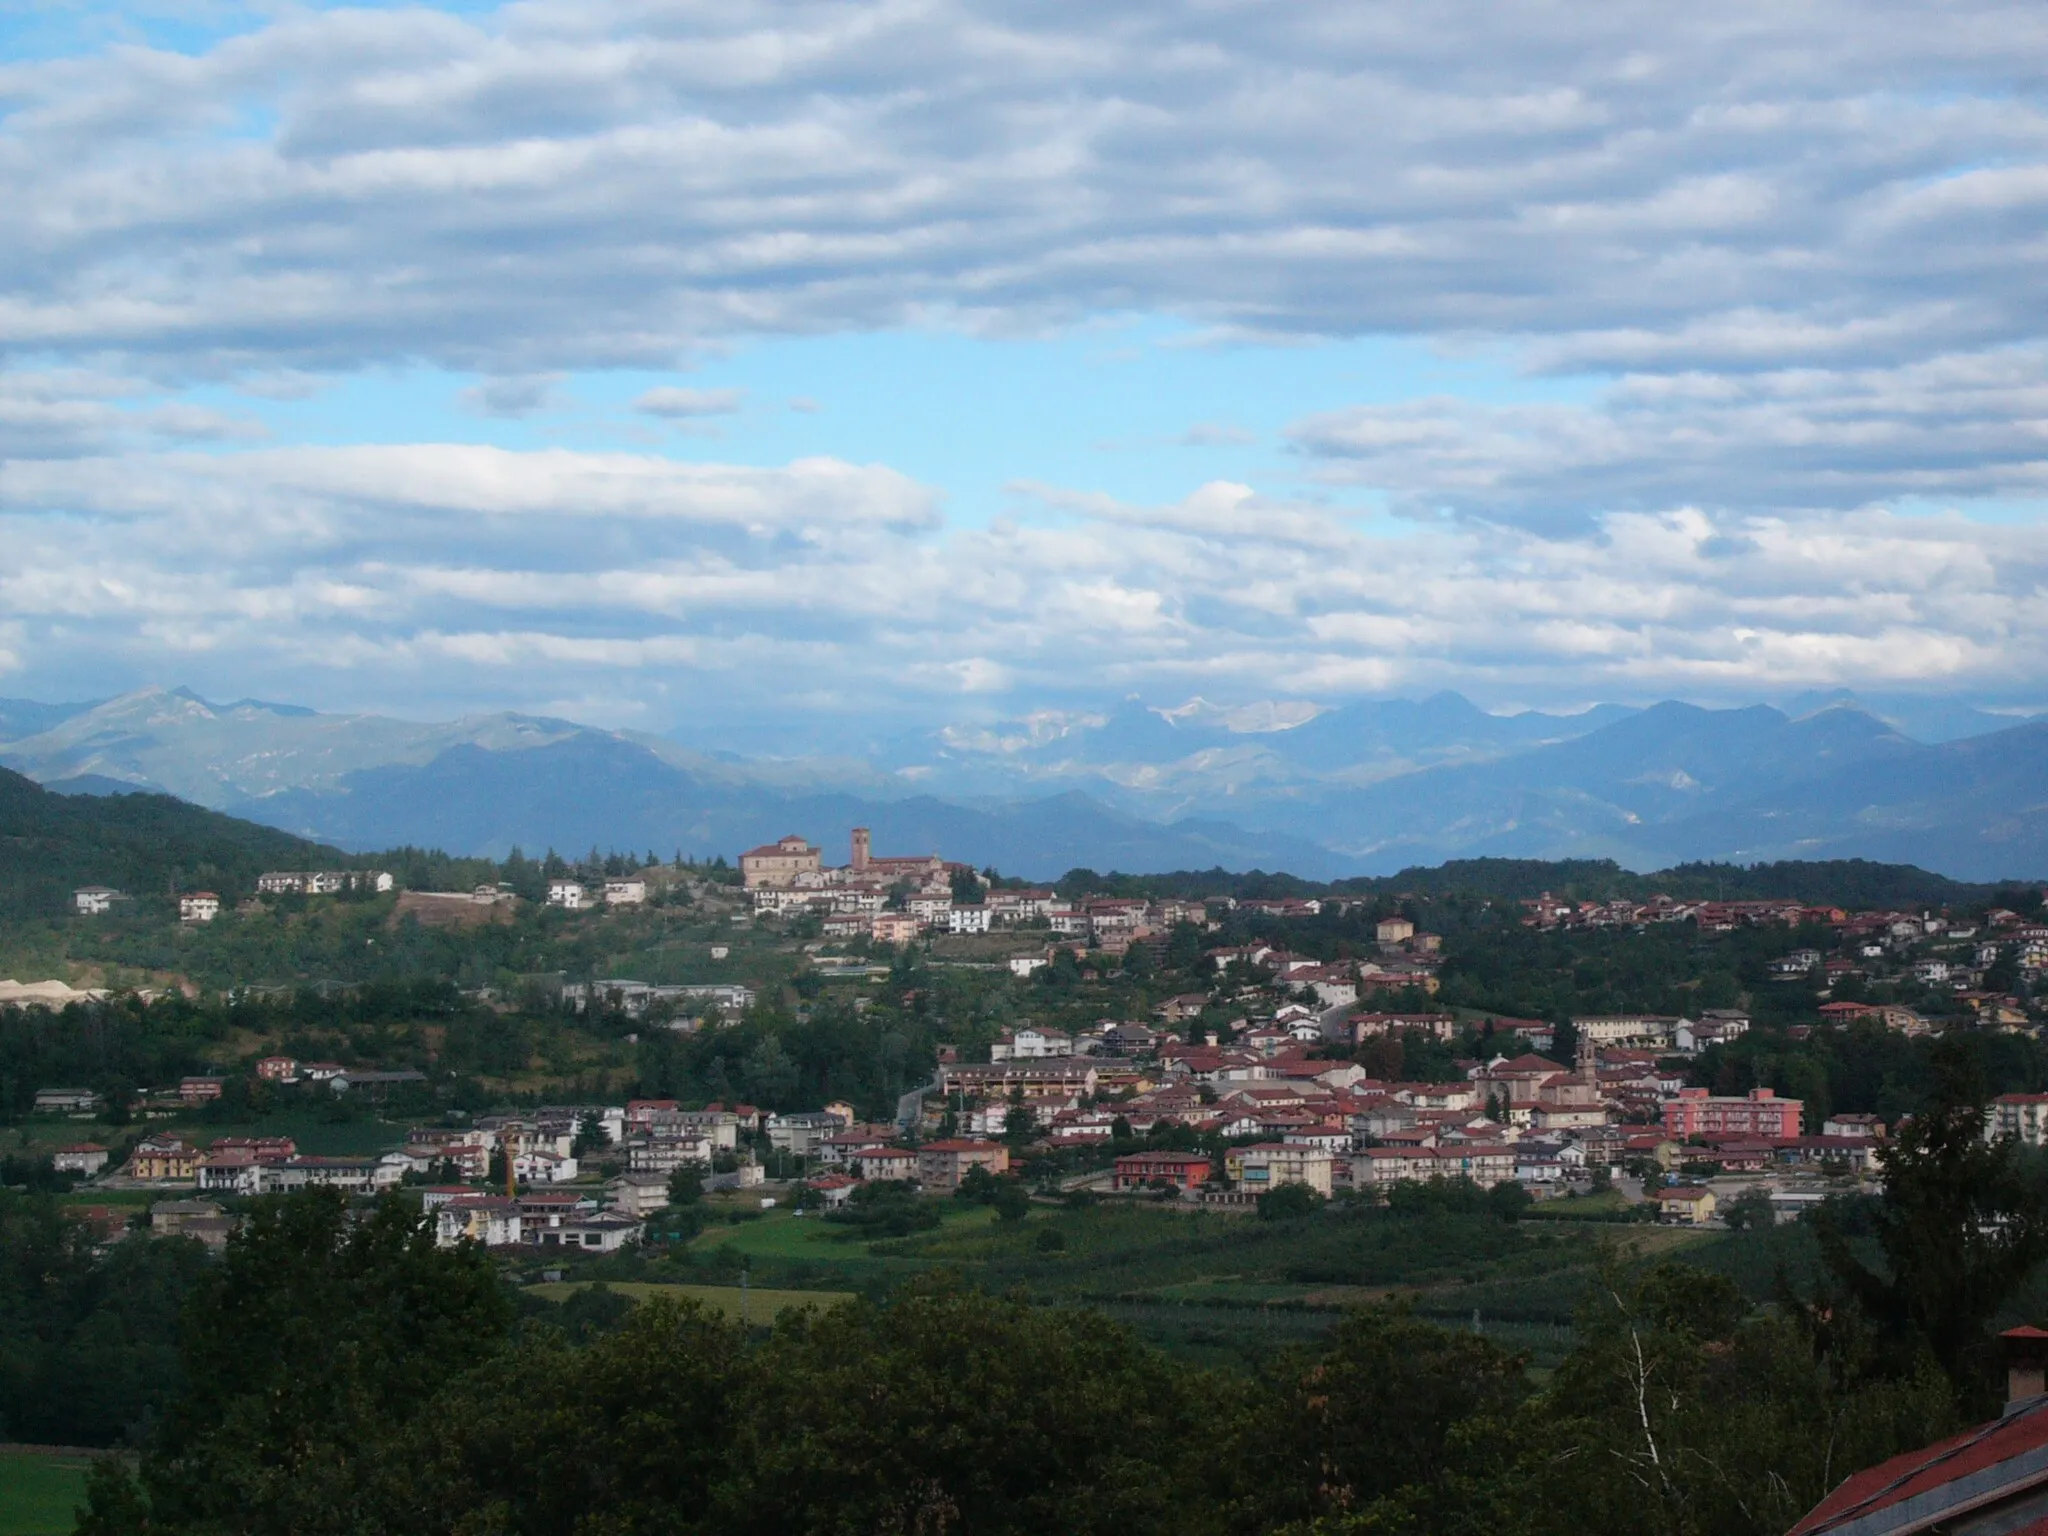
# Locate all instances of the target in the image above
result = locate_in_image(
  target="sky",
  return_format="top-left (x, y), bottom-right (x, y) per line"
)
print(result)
top-left (5, 0), bottom-right (2048, 744)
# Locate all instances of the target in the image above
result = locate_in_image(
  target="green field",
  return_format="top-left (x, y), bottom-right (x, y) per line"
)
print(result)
top-left (527, 1281), bottom-right (853, 1321)
top-left (0, 1448), bottom-right (92, 1536)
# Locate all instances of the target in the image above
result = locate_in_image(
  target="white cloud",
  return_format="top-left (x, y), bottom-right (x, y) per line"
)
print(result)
top-left (6, 443), bottom-right (2047, 716)
top-left (633, 386), bottom-right (746, 418)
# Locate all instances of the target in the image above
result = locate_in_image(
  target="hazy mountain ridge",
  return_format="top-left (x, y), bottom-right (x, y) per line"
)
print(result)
top-left (3, 686), bottom-right (2047, 879)
top-left (232, 735), bottom-right (1349, 881)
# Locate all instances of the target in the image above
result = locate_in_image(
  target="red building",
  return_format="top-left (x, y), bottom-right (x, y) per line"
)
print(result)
top-left (1112, 1152), bottom-right (1213, 1191)
top-left (1661, 1086), bottom-right (1802, 1140)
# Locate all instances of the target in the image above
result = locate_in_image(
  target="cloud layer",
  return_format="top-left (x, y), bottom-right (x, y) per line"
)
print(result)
top-left (4, 445), bottom-right (2044, 723)
top-left (4, 2), bottom-right (2048, 720)
top-left (6, 2), bottom-right (2048, 375)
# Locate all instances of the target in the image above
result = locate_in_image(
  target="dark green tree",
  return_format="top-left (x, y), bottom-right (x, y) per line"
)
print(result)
top-left (668, 1163), bottom-right (705, 1207)
top-left (135, 1189), bottom-right (511, 1534)
top-left (1813, 1040), bottom-right (2048, 1412)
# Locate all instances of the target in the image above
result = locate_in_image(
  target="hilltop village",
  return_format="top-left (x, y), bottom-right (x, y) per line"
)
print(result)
top-left (21, 826), bottom-right (2048, 1254)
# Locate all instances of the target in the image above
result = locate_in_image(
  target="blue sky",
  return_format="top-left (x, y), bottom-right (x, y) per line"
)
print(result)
top-left (4, 0), bottom-right (2048, 738)
top-left (179, 324), bottom-right (1595, 526)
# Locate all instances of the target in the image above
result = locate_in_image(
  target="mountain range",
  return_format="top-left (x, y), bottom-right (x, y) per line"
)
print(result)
top-left (1, 685), bottom-right (2045, 881)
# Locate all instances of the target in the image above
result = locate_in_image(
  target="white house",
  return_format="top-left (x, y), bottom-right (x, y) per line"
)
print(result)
top-left (73, 887), bottom-right (119, 916)
top-left (947, 904), bottom-right (991, 934)
top-left (434, 1195), bottom-right (522, 1249)
top-left (603, 878), bottom-right (648, 906)
top-left (179, 892), bottom-right (221, 923)
top-left (552, 1211), bottom-right (643, 1252)
top-left (547, 880), bottom-right (588, 909)
top-left (53, 1143), bottom-right (108, 1176)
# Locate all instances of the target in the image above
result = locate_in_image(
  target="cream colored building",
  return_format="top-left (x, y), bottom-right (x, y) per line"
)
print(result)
top-left (1227, 1142), bottom-right (1335, 1195)
top-left (741, 835), bottom-right (823, 889)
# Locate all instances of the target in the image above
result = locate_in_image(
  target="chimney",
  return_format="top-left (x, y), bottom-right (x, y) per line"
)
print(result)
top-left (2003, 1327), bottom-right (2048, 1413)
top-left (852, 827), bottom-right (870, 871)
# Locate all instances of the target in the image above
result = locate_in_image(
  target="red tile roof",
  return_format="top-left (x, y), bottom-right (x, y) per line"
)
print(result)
top-left (1789, 1396), bottom-right (2048, 1536)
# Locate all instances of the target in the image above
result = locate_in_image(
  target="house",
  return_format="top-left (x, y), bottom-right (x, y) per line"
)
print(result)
top-left (606, 1171), bottom-right (673, 1219)
top-left (1988, 1094), bottom-right (2048, 1149)
top-left (1375, 918), bottom-right (1415, 944)
top-left (916, 1140), bottom-right (1010, 1191)
top-left (806, 1173), bottom-right (861, 1209)
top-left (254, 1055), bottom-right (299, 1081)
top-left (73, 886), bottom-right (120, 915)
top-left (434, 1195), bottom-right (523, 1248)
top-left (991, 1027), bottom-right (1076, 1061)
top-left (1226, 1142), bottom-right (1335, 1196)
top-left (515, 1190), bottom-right (599, 1236)
top-left (872, 913), bottom-right (920, 945)
top-left (555, 1211), bottom-right (644, 1252)
top-left (1787, 1329), bottom-right (2048, 1536)
top-left (151, 1199), bottom-right (233, 1250)
top-left (257, 870), bottom-right (394, 895)
top-left (546, 880), bottom-right (589, 909)
top-left (196, 1148), bottom-right (264, 1194)
top-left (627, 1136), bottom-right (712, 1175)
top-left (178, 1076), bottom-right (225, 1104)
top-left (179, 892), bottom-right (220, 923)
top-left (848, 1146), bottom-right (918, 1182)
top-left (947, 905), bottom-right (991, 934)
top-left (33, 1087), bottom-right (99, 1114)
top-left (767, 1110), bottom-right (854, 1157)
top-left (1572, 1014), bottom-right (1682, 1049)
top-left (1823, 1112), bottom-right (1886, 1139)
top-left (127, 1135), bottom-right (199, 1181)
top-left (603, 877), bottom-right (648, 906)
top-left (289, 1155), bottom-right (401, 1193)
top-left (1652, 1185), bottom-right (1717, 1225)
top-left (740, 835), bottom-right (823, 889)
top-left (330, 1069), bottom-right (428, 1096)
top-left (1662, 1086), bottom-right (1803, 1139)
top-left (52, 1143), bottom-right (108, 1177)
top-left (1112, 1152), bottom-right (1213, 1192)
top-left (1348, 1013), bottom-right (1457, 1042)
top-left (514, 1149), bottom-right (579, 1184)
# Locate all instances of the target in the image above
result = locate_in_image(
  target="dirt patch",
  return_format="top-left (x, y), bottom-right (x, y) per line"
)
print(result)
top-left (390, 892), bottom-right (520, 930)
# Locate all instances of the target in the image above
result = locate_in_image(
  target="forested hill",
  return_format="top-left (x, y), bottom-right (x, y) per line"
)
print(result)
top-left (1058, 857), bottom-right (2001, 909)
top-left (0, 767), bottom-right (347, 919)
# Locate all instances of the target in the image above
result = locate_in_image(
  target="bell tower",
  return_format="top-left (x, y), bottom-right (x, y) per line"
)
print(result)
top-left (851, 827), bottom-right (871, 871)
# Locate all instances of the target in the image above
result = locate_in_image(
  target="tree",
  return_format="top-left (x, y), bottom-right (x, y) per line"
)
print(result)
top-left (991, 1177), bottom-right (1032, 1223)
top-left (134, 1189), bottom-right (511, 1534)
top-left (1720, 1186), bottom-right (1775, 1232)
top-left (668, 1163), bottom-right (705, 1207)
top-left (1812, 1040), bottom-right (2048, 1413)
top-left (406, 1297), bottom-right (745, 1535)
top-left (1550, 1015), bottom-right (1580, 1065)
top-left (714, 1279), bottom-right (1206, 1536)
top-left (1234, 1304), bottom-right (1529, 1531)
top-left (1256, 1181), bottom-right (1326, 1221)
top-left (1525, 1262), bottom-right (1952, 1536)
